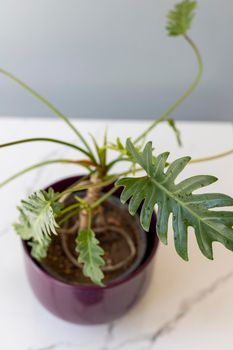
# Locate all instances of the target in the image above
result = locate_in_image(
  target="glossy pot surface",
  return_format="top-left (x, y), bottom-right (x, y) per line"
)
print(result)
top-left (22, 176), bottom-right (159, 324)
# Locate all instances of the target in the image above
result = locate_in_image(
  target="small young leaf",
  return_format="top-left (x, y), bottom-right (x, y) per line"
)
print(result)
top-left (76, 228), bottom-right (105, 286)
top-left (14, 188), bottom-right (63, 243)
top-left (166, 0), bottom-right (197, 36)
top-left (108, 138), bottom-right (127, 154)
top-left (108, 137), bottom-right (142, 162)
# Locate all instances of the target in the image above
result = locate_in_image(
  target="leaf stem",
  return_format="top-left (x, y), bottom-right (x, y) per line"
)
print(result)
top-left (0, 68), bottom-right (96, 162)
top-left (107, 156), bottom-right (131, 171)
top-left (134, 34), bottom-right (203, 143)
top-left (87, 208), bottom-right (92, 229)
top-left (0, 159), bottom-right (91, 189)
top-left (58, 208), bottom-right (81, 226)
top-left (0, 137), bottom-right (92, 158)
top-left (60, 202), bottom-right (81, 216)
top-left (190, 149), bottom-right (233, 164)
top-left (53, 176), bottom-right (119, 202)
top-left (91, 187), bottom-right (118, 209)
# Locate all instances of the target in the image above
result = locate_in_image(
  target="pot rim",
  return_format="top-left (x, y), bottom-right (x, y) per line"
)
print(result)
top-left (22, 175), bottom-right (159, 291)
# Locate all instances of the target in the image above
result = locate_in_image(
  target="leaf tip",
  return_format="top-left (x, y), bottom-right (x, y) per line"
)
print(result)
top-left (157, 233), bottom-right (168, 246)
top-left (166, 0), bottom-right (198, 37)
top-left (126, 137), bottom-right (132, 146)
top-left (128, 207), bottom-right (136, 216)
top-left (180, 252), bottom-right (189, 262)
top-left (115, 178), bottom-right (123, 187)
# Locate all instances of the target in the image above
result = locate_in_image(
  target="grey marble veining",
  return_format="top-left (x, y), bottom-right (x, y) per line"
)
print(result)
top-left (109, 271), bottom-right (233, 350)
top-left (27, 342), bottom-right (80, 350)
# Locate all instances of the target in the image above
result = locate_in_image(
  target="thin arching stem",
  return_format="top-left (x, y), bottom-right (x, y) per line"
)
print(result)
top-left (60, 202), bottom-right (82, 216)
top-left (0, 137), bottom-right (93, 159)
top-left (53, 176), bottom-right (119, 202)
top-left (0, 68), bottom-right (96, 162)
top-left (134, 34), bottom-right (203, 143)
top-left (107, 156), bottom-right (131, 171)
top-left (91, 187), bottom-right (118, 209)
top-left (0, 159), bottom-right (92, 189)
top-left (58, 208), bottom-right (81, 226)
top-left (190, 149), bottom-right (233, 164)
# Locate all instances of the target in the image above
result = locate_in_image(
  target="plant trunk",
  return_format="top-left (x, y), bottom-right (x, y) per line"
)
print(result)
top-left (79, 173), bottom-right (102, 230)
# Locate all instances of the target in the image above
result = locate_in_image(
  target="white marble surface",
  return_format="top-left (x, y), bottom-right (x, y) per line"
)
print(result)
top-left (0, 117), bottom-right (233, 350)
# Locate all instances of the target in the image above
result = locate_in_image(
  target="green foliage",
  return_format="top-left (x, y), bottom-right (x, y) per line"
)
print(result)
top-left (108, 137), bottom-right (130, 158)
top-left (166, 0), bottom-right (197, 36)
top-left (117, 139), bottom-right (233, 261)
top-left (76, 228), bottom-right (105, 286)
top-left (90, 129), bottom-right (108, 170)
top-left (109, 137), bottom-right (143, 162)
top-left (167, 119), bottom-right (182, 146)
top-left (2, 0), bottom-right (233, 285)
top-left (29, 236), bottom-right (51, 260)
top-left (14, 188), bottom-right (63, 243)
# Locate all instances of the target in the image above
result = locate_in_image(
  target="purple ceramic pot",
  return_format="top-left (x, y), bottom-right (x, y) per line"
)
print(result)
top-left (22, 176), bottom-right (159, 325)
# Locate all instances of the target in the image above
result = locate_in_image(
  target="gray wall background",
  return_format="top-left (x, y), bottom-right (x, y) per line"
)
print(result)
top-left (0, 0), bottom-right (232, 121)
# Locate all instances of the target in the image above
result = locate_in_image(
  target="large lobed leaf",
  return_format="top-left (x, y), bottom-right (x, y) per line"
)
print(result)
top-left (166, 0), bottom-right (197, 36)
top-left (14, 188), bottom-right (63, 259)
top-left (76, 228), bottom-right (105, 286)
top-left (116, 139), bottom-right (233, 261)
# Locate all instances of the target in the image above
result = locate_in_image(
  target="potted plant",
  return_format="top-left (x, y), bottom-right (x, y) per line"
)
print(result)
top-left (0, 0), bottom-right (232, 324)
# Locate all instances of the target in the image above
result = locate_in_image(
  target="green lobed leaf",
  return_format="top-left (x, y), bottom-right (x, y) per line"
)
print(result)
top-left (166, 0), bottom-right (197, 36)
top-left (116, 139), bottom-right (233, 261)
top-left (29, 236), bottom-right (51, 260)
top-left (76, 228), bottom-right (105, 286)
top-left (14, 188), bottom-right (63, 243)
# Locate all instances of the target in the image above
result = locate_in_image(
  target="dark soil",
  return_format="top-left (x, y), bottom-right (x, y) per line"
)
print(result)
top-left (38, 195), bottom-right (146, 285)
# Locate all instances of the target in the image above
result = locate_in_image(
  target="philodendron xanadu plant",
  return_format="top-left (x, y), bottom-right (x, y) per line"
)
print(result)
top-left (0, 0), bottom-right (233, 286)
